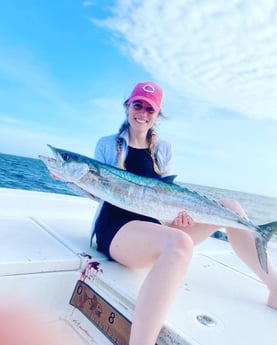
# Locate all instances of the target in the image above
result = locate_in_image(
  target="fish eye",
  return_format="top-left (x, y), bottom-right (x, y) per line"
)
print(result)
top-left (61, 153), bottom-right (71, 161)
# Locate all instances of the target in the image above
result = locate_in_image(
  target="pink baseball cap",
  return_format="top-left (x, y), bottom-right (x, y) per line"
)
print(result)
top-left (128, 81), bottom-right (163, 111)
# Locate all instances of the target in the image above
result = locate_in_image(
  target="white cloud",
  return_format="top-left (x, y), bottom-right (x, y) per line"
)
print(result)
top-left (82, 1), bottom-right (94, 7)
top-left (0, 46), bottom-right (80, 123)
top-left (0, 122), bottom-right (93, 158)
top-left (91, 0), bottom-right (277, 120)
top-left (157, 109), bottom-right (277, 196)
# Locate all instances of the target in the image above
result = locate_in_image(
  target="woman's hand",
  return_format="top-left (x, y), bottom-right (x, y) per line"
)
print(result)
top-left (171, 211), bottom-right (194, 229)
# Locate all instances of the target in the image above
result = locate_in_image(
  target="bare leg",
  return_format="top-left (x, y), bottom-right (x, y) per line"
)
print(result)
top-left (173, 199), bottom-right (277, 309)
top-left (110, 221), bottom-right (193, 345)
top-left (220, 199), bottom-right (277, 309)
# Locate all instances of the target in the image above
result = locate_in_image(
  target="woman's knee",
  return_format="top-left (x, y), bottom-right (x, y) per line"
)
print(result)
top-left (165, 230), bottom-right (194, 256)
top-left (219, 198), bottom-right (247, 218)
top-left (161, 231), bottom-right (193, 267)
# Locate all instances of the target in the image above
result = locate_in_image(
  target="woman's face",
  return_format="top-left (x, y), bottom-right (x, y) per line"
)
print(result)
top-left (127, 100), bottom-right (160, 132)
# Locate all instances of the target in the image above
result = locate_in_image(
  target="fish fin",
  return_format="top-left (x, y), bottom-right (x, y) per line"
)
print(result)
top-left (160, 175), bottom-right (178, 184)
top-left (254, 236), bottom-right (269, 273)
top-left (258, 221), bottom-right (277, 242)
top-left (254, 221), bottom-right (277, 273)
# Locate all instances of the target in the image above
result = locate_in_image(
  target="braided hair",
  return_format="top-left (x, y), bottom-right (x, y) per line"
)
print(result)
top-left (116, 100), bottom-right (164, 175)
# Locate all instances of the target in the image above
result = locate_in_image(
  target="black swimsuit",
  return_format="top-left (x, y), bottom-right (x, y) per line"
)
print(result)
top-left (94, 147), bottom-right (161, 259)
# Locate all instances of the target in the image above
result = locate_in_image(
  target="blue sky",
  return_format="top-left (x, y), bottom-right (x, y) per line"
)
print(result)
top-left (1, 1), bottom-right (277, 197)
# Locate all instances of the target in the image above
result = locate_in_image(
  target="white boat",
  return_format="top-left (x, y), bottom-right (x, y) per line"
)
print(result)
top-left (0, 187), bottom-right (276, 345)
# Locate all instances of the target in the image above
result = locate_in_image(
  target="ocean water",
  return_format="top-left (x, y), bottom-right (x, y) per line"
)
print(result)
top-left (0, 152), bottom-right (276, 226)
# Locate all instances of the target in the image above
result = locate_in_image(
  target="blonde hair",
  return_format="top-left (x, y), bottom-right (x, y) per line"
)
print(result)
top-left (116, 107), bottom-right (163, 175)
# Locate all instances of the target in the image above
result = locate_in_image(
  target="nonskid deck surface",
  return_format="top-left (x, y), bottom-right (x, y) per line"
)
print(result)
top-left (0, 188), bottom-right (276, 345)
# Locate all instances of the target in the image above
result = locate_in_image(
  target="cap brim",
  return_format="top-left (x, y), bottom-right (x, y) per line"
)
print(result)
top-left (128, 96), bottom-right (160, 112)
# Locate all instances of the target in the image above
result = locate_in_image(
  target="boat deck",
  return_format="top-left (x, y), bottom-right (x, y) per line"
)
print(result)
top-left (0, 188), bottom-right (276, 345)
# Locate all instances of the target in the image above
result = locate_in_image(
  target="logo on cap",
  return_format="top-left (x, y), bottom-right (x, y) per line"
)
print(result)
top-left (142, 84), bottom-right (155, 93)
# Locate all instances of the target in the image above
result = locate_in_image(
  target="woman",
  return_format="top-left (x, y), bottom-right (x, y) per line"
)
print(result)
top-left (91, 81), bottom-right (277, 345)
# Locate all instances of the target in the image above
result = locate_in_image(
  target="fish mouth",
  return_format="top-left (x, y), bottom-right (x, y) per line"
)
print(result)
top-left (38, 154), bottom-right (65, 180)
top-left (40, 145), bottom-right (91, 183)
top-left (44, 144), bottom-right (70, 166)
top-left (38, 145), bottom-right (61, 165)
top-left (39, 145), bottom-right (68, 180)
top-left (38, 155), bottom-right (57, 166)
top-left (39, 144), bottom-right (65, 168)
top-left (47, 144), bottom-right (61, 160)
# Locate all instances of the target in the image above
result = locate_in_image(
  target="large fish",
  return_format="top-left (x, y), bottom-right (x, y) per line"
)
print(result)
top-left (40, 145), bottom-right (277, 273)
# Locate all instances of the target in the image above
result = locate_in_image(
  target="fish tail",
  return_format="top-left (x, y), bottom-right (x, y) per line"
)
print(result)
top-left (255, 221), bottom-right (277, 273)
top-left (255, 236), bottom-right (269, 273)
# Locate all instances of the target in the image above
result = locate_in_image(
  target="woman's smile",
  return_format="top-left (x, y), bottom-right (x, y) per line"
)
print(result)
top-left (134, 116), bottom-right (149, 124)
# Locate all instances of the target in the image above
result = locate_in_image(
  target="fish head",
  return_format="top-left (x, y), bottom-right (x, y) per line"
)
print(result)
top-left (39, 145), bottom-right (90, 182)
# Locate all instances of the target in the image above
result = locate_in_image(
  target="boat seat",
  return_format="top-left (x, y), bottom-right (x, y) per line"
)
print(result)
top-left (0, 216), bottom-right (81, 276)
